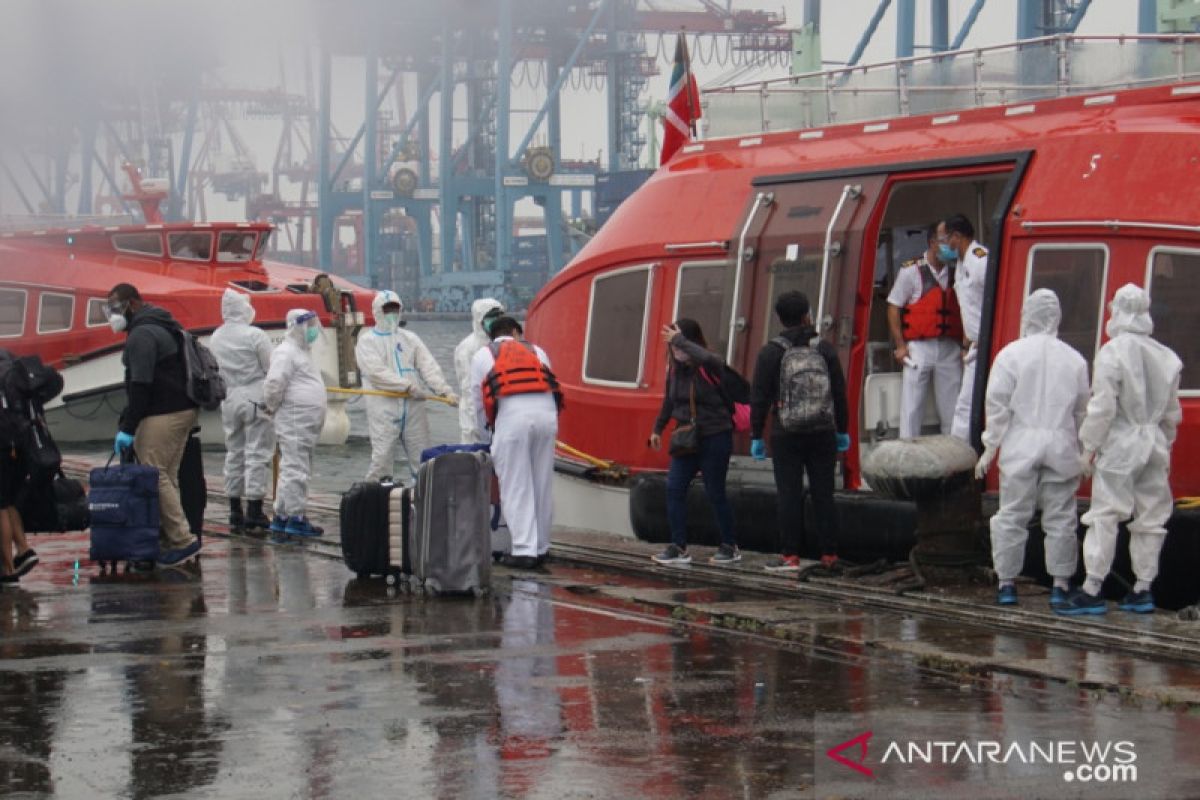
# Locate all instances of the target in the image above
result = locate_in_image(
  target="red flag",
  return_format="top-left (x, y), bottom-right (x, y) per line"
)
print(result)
top-left (661, 34), bottom-right (701, 165)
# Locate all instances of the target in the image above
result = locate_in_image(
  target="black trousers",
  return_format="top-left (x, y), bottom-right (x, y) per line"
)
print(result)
top-left (770, 430), bottom-right (838, 557)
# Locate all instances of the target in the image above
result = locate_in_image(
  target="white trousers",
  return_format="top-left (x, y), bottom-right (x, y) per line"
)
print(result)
top-left (1081, 451), bottom-right (1173, 585)
top-left (990, 466), bottom-right (1080, 582)
top-left (273, 411), bottom-right (324, 518)
top-left (900, 338), bottom-right (962, 439)
top-left (365, 395), bottom-right (432, 482)
top-left (951, 345), bottom-right (977, 441)
top-left (221, 383), bottom-right (275, 500)
top-left (491, 406), bottom-right (557, 558)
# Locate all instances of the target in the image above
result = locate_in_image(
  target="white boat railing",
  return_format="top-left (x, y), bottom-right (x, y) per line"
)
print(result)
top-left (702, 34), bottom-right (1200, 138)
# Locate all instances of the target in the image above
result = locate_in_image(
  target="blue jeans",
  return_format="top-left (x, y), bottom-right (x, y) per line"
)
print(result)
top-left (666, 430), bottom-right (735, 548)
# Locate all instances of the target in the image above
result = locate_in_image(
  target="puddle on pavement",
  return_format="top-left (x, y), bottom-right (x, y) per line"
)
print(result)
top-left (1, 534), bottom-right (1199, 798)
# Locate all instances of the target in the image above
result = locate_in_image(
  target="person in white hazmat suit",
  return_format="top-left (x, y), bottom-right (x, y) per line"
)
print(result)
top-left (471, 316), bottom-right (560, 570)
top-left (209, 289), bottom-right (276, 533)
top-left (454, 298), bottom-right (504, 444)
top-left (1057, 284), bottom-right (1183, 617)
top-left (262, 309), bottom-right (328, 538)
top-left (974, 289), bottom-right (1090, 608)
top-left (355, 290), bottom-right (458, 481)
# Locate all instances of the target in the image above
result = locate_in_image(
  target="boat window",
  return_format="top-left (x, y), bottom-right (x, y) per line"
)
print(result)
top-left (1026, 244), bottom-right (1108, 371)
top-left (255, 229), bottom-right (272, 260)
top-left (583, 264), bottom-right (652, 387)
top-left (0, 289), bottom-right (26, 337)
top-left (168, 231), bottom-right (213, 261)
top-left (85, 297), bottom-right (108, 327)
top-left (217, 231), bottom-right (257, 263)
top-left (1147, 247), bottom-right (1200, 393)
top-left (112, 232), bottom-right (163, 256)
top-left (37, 293), bottom-right (74, 334)
top-left (674, 261), bottom-right (729, 359)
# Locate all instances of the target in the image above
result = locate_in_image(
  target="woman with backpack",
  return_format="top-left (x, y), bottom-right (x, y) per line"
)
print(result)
top-left (750, 291), bottom-right (850, 573)
top-left (648, 319), bottom-right (741, 565)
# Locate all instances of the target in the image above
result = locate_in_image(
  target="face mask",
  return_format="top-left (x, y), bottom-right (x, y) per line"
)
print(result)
top-left (384, 312), bottom-right (400, 327)
top-left (937, 243), bottom-right (958, 264)
top-left (305, 326), bottom-right (319, 344)
top-left (108, 313), bottom-right (128, 333)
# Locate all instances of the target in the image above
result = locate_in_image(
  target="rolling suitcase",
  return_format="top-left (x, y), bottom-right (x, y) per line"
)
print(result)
top-left (419, 443), bottom-right (508, 559)
top-left (88, 455), bottom-right (161, 569)
top-left (409, 450), bottom-right (492, 595)
top-left (178, 429), bottom-right (207, 537)
top-left (339, 480), bottom-right (409, 579)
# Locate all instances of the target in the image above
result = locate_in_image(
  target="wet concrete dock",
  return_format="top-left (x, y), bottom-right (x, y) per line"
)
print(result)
top-left (0, 455), bottom-right (1193, 797)
top-left (5, 533), bottom-right (1200, 799)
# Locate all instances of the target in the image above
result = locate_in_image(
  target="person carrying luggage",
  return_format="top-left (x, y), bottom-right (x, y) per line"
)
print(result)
top-left (471, 316), bottom-right (561, 570)
top-left (750, 291), bottom-right (850, 573)
top-left (648, 319), bottom-right (741, 566)
top-left (210, 288), bottom-right (275, 533)
top-left (262, 309), bottom-right (328, 538)
top-left (107, 283), bottom-right (200, 567)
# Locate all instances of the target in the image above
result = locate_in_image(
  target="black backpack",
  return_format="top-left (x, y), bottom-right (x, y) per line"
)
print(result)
top-left (176, 329), bottom-right (227, 411)
top-left (0, 353), bottom-right (63, 483)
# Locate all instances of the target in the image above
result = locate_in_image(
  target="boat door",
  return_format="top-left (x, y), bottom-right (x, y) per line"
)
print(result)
top-left (722, 173), bottom-right (886, 474)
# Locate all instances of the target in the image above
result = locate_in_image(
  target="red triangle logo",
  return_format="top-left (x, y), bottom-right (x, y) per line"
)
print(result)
top-left (826, 731), bottom-right (874, 778)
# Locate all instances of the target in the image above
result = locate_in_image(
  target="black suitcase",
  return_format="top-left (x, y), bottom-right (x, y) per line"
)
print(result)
top-left (339, 481), bottom-right (408, 579)
top-left (178, 429), bottom-right (206, 537)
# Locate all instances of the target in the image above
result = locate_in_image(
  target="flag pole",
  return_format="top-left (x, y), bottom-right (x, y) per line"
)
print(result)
top-left (680, 28), bottom-right (697, 138)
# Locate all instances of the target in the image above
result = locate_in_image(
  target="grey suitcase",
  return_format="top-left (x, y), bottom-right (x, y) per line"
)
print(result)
top-left (409, 450), bottom-right (492, 595)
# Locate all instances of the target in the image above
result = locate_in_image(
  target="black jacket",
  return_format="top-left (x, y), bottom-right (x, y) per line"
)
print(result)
top-left (749, 325), bottom-right (848, 439)
top-left (120, 305), bottom-right (196, 434)
top-left (653, 335), bottom-right (733, 438)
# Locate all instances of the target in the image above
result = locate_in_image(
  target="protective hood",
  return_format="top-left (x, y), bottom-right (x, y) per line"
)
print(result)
top-left (471, 297), bottom-right (504, 338)
top-left (286, 308), bottom-right (319, 349)
top-left (1020, 288), bottom-right (1061, 337)
top-left (221, 288), bottom-right (255, 325)
top-left (1105, 283), bottom-right (1154, 338)
top-left (371, 290), bottom-right (403, 333)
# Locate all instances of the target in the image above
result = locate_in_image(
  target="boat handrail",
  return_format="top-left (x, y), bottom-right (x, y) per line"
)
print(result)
top-left (702, 34), bottom-right (1200, 139)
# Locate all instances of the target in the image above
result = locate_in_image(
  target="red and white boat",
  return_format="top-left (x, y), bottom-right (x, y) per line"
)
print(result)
top-left (0, 168), bottom-right (373, 443)
top-left (533, 35), bottom-right (1200, 606)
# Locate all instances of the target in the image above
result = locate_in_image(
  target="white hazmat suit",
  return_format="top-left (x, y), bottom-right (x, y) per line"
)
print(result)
top-left (263, 309), bottom-right (328, 521)
top-left (978, 289), bottom-right (1090, 584)
top-left (454, 298), bottom-right (504, 444)
top-left (355, 290), bottom-right (457, 481)
top-left (1079, 284), bottom-right (1183, 590)
top-left (209, 289), bottom-right (275, 501)
top-left (471, 337), bottom-right (558, 559)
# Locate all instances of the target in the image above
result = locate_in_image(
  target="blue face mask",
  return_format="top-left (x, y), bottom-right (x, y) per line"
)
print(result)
top-left (937, 243), bottom-right (958, 264)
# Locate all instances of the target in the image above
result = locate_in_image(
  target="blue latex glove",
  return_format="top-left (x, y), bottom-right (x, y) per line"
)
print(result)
top-left (114, 431), bottom-right (135, 455)
top-left (750, 439), bottom-right (767, 461)
top-left (836, 433), bottom-right (851, 453)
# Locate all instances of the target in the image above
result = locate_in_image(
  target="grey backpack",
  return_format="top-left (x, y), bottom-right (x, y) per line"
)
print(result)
top-left (772, 336), bottom-right (834, 433)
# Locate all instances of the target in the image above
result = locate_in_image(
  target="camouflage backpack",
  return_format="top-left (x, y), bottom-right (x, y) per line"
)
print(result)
top-left (772, 336), bottom-right (834, 433)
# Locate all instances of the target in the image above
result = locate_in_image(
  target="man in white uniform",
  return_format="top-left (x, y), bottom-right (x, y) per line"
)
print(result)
top-left (974, 289), bottom-right (1090, 608)
top-left (262, 309), bottom-right (328, 538)
top-left (454, 298), bottom-right (504, 444)
top-left (943, 213), bottom-right (990, 441)
top-left (887, 222), bottom-right (963, 438)
top-left (470, 316), bottom-right (560, 570)
top-left (210, 288), bottom-right (275, 532)
top-left (355, 290), bottom-right (458, 481)
top-left (1058, 284), bottom-right (1183, 616)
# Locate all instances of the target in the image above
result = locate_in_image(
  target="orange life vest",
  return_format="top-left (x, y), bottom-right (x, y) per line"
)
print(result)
top-left (900, 261), bottom-right (964, 341)
top-left (482, 339), bottom-right (563, 428)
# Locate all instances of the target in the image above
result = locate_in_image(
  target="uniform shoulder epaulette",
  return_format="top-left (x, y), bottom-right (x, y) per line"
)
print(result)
top-left (972, 246), bottom-right (987, 258)
top-left (901, 257), bottom-right (920, 268)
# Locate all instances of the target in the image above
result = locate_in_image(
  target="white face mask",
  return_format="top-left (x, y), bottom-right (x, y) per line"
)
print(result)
top-left (109, 313), bottom-right (128, 333)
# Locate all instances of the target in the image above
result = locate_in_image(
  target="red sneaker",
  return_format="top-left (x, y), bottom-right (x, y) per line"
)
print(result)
top-left (820, 554), bottom-right (839, 568)
top-left (763, 554), bottom-right (801, 573)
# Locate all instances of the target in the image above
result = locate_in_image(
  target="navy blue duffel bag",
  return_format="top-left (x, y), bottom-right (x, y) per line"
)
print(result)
top-left (88, 455), bottom-right (161, 563)
top-left (419, 443), bottom-right (490, 464)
